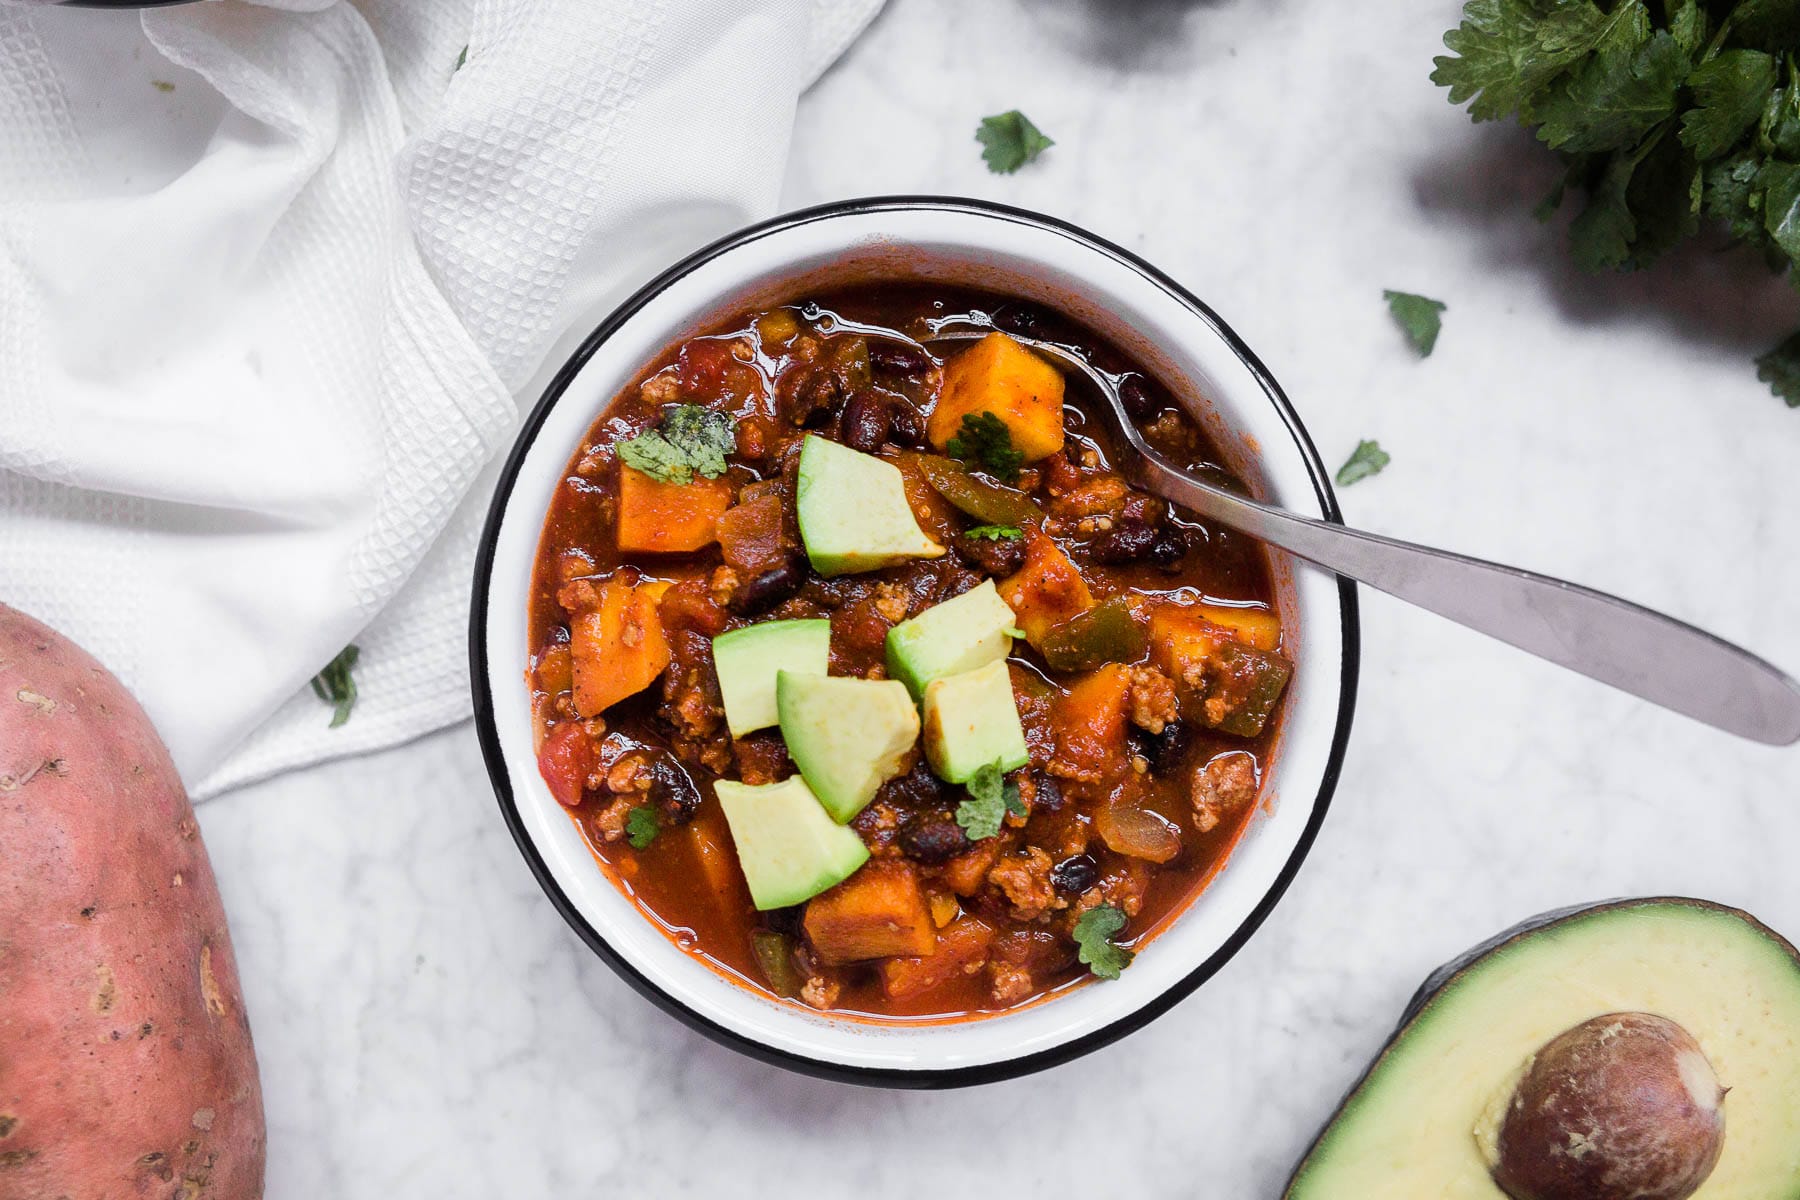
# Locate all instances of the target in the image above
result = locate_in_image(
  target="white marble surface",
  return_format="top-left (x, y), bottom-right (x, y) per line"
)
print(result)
top-left (193, 0), bottom-right (1800, 1195)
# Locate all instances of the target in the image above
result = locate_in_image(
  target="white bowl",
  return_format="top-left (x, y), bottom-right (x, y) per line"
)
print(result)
top-left (470, 197), bottom-right (1358, 1087)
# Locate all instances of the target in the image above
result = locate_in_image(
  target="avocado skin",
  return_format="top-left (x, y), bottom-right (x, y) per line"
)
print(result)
top-left (1281, 896), bottom-right (1800, 1198)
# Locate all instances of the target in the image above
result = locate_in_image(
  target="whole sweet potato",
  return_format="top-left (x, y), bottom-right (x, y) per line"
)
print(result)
top-left (0, 604), bottom-right (264, 1198)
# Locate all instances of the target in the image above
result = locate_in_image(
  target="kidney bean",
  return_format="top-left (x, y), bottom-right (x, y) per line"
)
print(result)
top-left (728, 559), bottom-right (805, 615)
top-left (869, 341), bottom-right (930, 377)
top-left (887, 399), bottom-right (926, 447)
top-left (1088, 518), bottom-right (1159, 565)
top-left (1117, 373), bottom-right (1158, 421)
top-left (840, 388), bottom-right (891, 454)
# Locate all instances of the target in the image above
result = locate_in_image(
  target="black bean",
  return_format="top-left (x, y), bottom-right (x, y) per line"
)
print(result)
top-left (887, 399), bottom-right (926, 447)
top-left (1138, 720), bottom-right (1192, 774)
top-left (869, 341), bottom-right (929, 377)
top-left (900, 819), bottom-right (971, 864)
top-left (1031, 770), bottom-right (1066, 812)
top-left (729, 559), bottom-right (805, 615)
top-left (763, 905), bottom-right (805, 937)
top-left (951, 528), bottom-right (1027, 576)
top-left (992, 302), bottom-right (1050, 340)
top-left (1148, 525), bottom-right (1189, 570)
top-left (1117, 373), bottom-right (1158, 421)
top-left (648, 757), bottom-right (703, 824)
top-left (840, 388), bottom-right (891, 454)
top-left (1050, 854), bottom-right (1099, 895)
top-left (878, 759), bottom-right (951, 811)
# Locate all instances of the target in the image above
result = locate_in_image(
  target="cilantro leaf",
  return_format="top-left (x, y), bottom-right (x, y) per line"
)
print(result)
top-left (1730, 0), bottom-right (1800, 54)
top-left (1681, 50), bottom-right (1779, 160)
top-left (1536, 28), bottom-right (1690, 154)
top-left (1383, 290), bottom-right (1447, 357)
top-left (955, 761), bottom-right (1025, 842)
top-left (1758, 159), bottom-right (1800, 261)
top-left (625, 806), bottom-right (661, 850)
top-left (1757, 330), bottom-right (1800, 407)
top-left (977, 110), bottom-right (1054, 174)
top-left (964, 524), bottom-right (1023, 541)
top-left (1335, 441), bottom-right (1390, 488)
top-left (618, 404), bottom-right (736, 484)
top-left (454, 45), bottom-right (468, 73)
top-left (945, 412), bottom-right (1024, 484)
top-left (309, 644), bottom-right (360, 729)
top-left (1431, 0), bottom-right (1617, 124)
top-left (1072, 903), bottom-right (1134, 980)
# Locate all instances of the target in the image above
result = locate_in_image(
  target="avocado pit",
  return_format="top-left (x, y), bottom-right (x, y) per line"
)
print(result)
top-left (1492, 1012), bottom-right (1725, 1200)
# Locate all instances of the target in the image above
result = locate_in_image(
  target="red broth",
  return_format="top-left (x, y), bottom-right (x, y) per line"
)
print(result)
top-left (526, 286), bottom-right (1289, 1019)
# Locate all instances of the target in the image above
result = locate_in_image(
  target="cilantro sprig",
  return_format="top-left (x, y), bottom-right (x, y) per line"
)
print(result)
top-left (309, 644), bottom-right (360, 728)
top-left (963, 524), bottom-right (1023, 541)
top-left (977, 110), bottom-right (1054, 174)
top-left (1384, 290), bottom-right (1447, 357)
top-left (954, 761), bottom-right (1026, 842)
top-left (1072, 903), bottom-right (1134, 980)
top-left (1336, 440), bottom-right (1390, 487)
top-left (1432, 0), bottom-right (1800, 402)
top-left (946, 412), bottom-right (1024, 484)
top-left (625, 806), bottom-right (661, 850)
top-left (618, 404), bottom-right (737, 484)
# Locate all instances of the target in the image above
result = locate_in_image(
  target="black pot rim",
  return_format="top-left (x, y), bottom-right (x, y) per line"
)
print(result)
top-left (468, 194), bottom-right (1361, 1090)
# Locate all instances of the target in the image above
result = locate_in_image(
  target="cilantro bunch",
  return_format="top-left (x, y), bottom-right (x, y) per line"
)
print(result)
top-left (1433, 0), bottom-right (1800, 401)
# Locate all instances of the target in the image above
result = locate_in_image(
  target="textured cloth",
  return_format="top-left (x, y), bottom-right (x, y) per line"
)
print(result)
top-left (0, 0), bottom-right (882, 798)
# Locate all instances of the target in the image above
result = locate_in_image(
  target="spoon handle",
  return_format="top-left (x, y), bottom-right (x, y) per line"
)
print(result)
top-left (1146, 463), bottom-right (1800, 746)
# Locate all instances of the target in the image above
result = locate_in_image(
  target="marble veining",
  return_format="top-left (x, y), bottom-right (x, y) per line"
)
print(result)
top-left (193, 0), bottom-right (1800, 1194)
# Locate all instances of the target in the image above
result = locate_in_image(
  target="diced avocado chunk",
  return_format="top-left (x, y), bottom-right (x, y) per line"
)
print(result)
top-left (795, 435), bottom-right (944, 576)
top-left (885, 579), bottom-right (1020, 700)
top-left (712, 619), bottom-right (830, 738)
top-left (922, 658), bottom-right (1029, 784)
top-left (776, 672), bottom-right (920, 823)
top-left (715, 776), bottom-right (870, 911)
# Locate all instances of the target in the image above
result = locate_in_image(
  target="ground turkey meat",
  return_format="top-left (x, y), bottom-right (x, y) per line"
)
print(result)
top-left (801, 974), bottom-right (840, 1010)
top-left (987, 847), bottom-right (1060, 921)
top-left (1125, 665), bottom-right (1179, 735)
top-left (591, 796), bottom-right (634, 844)
top-left (989, 961), bottom-right (1034, 1006)
top-left (1193, 750), bottom-right (1259, 833)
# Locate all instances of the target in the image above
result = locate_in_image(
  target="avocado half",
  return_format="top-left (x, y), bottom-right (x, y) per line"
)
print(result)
top-left (1284, 898), bottom-right (1800, 1199)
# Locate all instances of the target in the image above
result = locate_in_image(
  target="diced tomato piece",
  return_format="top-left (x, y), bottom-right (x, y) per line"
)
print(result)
top-left (537, 722), bottom-right (595, 808)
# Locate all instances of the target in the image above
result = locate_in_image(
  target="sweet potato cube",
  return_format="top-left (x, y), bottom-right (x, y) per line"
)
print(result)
top-left (1050, 664), bottom-right (1132, 786)
top-left (879, 917), bottom-right (997, 1001)
top-left (1195, 603), bottom-right (1282, 652)
top-left (938, 836), bottom-right (1005, 897)
top-left (1148, 606), bottom-right (1232, 692)
top-left (617, 465), bottom-right (732, 553)
top-left (1149, 604), bottom-right (1292, 737)
top-left (570, 576), bottom-right (673, 716)
top-left (998, 528), bottom-right (1094, 648)
top-left (803, 860), bottom-right (937, 964)
top-left (928, 332), bottom-right (1065, 462)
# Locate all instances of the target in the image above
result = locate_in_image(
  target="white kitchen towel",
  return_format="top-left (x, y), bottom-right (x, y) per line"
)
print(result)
top-left (0, 0), bottom-right (883, 799)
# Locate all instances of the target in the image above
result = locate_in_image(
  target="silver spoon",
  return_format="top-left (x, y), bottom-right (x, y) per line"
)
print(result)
top-left (918, 328), bottom-right (1800, 746)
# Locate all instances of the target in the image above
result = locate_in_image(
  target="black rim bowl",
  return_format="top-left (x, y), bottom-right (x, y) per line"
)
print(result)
top-left (469, 195), bottom-right (1360, 1088)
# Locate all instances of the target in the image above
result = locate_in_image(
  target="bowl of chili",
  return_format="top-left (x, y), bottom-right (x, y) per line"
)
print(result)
top-left (471, 196), bottom-right (1358, 1086)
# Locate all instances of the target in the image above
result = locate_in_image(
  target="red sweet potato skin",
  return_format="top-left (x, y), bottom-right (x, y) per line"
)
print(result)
top-left (0, 604), bottom-right (265, 1199)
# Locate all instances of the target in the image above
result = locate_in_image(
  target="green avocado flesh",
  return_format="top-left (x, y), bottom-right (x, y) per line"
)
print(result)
top-left (1286, 900), bottom-right (1800, 1199)
top-left (922, 658), bottom-right (1029, 784)
top-left (712, 619), bottom-right (830, 738)
top-left (714, 776), bottom-right (869, 911)
top-left (776, 671), bottom-right (919, 823)
top-left (795, 435), bottom-right (944, 576)
top-left (885, 579), bottom-right (1019, 700)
